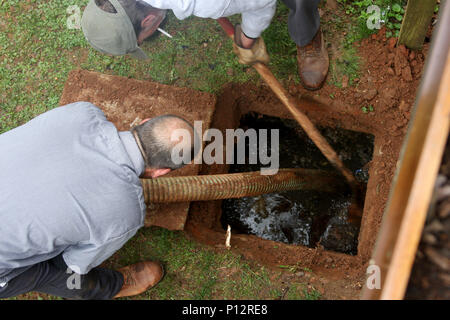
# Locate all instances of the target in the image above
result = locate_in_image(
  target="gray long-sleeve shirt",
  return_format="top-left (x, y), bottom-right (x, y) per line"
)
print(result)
top-left (0, 102), bottom-right (146, 285)
top-left (141, 0), bottom-right (277, 38)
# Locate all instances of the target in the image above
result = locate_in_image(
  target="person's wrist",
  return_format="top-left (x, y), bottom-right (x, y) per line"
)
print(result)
top-left (240, 32), bottom-right (256, 49)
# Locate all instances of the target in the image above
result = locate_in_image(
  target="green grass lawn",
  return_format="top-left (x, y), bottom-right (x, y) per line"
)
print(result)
top-left (108, 227), bottom-right (318, 300)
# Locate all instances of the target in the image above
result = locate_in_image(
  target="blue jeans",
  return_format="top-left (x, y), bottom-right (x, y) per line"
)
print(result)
top-left (0, 256), bottom-right (123, 300)
top-left (281, 0), bottom-right (321, 46)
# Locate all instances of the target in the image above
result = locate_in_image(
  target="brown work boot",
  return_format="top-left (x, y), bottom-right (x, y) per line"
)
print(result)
top-left (114, 261), bottom-right (164, 298)
top-left (297, 27), bottom-right (329, 90)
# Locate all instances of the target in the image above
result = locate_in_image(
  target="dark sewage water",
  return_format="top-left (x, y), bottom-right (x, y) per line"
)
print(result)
top-left (221, 112), bottom-right (374, 255)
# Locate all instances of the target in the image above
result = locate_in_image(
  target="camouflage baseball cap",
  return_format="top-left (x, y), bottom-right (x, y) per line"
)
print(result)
top-left (81, 0), bottom-right (148, 60)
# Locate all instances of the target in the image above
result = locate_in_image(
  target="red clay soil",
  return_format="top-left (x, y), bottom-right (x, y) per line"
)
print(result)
top-left (185, 27), bottom-right (428, 295)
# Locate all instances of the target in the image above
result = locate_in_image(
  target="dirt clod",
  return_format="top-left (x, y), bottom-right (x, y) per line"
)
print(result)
top-left (363, 89), bottom-right (377, 101)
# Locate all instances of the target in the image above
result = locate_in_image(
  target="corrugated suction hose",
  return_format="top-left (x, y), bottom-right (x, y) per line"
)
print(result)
top-left (141, 168), bottom-right (347, 204)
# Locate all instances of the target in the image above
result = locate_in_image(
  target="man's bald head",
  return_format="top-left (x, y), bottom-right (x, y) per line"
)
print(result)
top-left (132, 115), bottom-right (199, 170)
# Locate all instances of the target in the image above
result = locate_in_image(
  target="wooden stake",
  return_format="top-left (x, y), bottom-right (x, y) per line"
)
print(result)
top-left (398, 0), bottom-right (436, 50)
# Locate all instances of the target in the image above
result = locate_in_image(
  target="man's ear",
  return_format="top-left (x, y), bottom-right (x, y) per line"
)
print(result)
top-left (141, 13), bottom-right (158, 28)
top-left (149, 168), bottom-right (171, 179)
top-left (140, 118), bottom-right (151, 125)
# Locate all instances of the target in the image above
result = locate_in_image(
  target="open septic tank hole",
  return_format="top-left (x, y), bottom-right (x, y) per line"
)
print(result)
top-left (220, 112), bottom-right (374, 255)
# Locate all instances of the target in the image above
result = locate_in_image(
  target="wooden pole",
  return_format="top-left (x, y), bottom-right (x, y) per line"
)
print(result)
top-left (381, 52), bottom-right (450, 299)
top-left (398, 0), bottom-right (436, 50)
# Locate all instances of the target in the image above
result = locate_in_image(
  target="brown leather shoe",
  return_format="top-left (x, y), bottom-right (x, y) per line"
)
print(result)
top-left (297, 27), bottom-right (329, 90)
top-left (114, 261), bottom-right (164, 298)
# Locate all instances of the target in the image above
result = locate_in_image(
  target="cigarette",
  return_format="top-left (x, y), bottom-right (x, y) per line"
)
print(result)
top-left (157, 28), bottom-right (173, 39)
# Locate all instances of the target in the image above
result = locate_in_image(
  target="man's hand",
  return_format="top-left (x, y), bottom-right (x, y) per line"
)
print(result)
top-left (232, 24), bottom-right (270, 65)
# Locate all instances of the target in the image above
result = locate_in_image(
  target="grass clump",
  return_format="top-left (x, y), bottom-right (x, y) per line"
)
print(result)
top-left (329, 45), bottom-right (361, 87)
top-left (337, 0), bottom-right (407, 42)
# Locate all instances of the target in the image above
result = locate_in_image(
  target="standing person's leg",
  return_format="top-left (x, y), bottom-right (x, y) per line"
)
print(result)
top-left (282, 0), bottom-right (321, 47)
top-left (281, 0), bottom-right (329, 90)
top-left (0, 258), bottom-right (124, 300)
